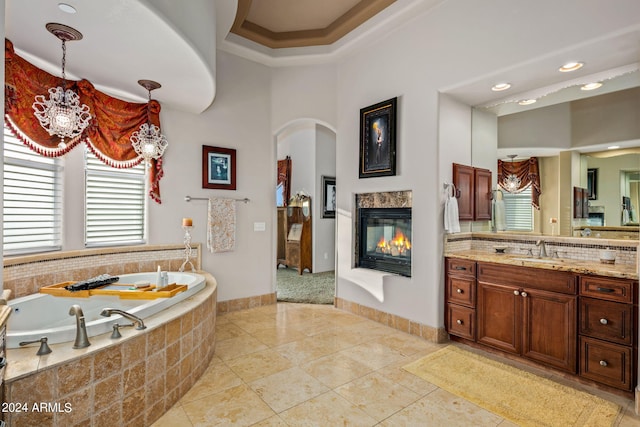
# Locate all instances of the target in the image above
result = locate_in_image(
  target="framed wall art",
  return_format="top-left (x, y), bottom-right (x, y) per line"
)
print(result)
top-left (359, 97), bottom-right (397, 178)
top-left (587, 168), bottom-right (598, 200)
top-left (322, 175), bottom-right (336, 218)
top-left (202, 145), bottom-right (236, 190)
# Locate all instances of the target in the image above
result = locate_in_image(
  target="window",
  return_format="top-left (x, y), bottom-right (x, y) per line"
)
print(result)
top-left (3, 126), bottom-right (63, 254)
top-left (503, 185), bottom-right (533, 231)
top-left (85, 149), bottom-right (147, 246)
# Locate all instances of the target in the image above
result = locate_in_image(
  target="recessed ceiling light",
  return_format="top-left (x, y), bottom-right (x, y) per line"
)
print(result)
top-left (607, 145), bottom-right (620, 150)
top-left (581, 82), bottom-right (603, 91)
top-left (58, 3), bottom-right (77, 13)
top-left (491, 83), bottom-right (511, 92)
top-left (559, 62), bottom-right (584, 72)
top-left (518, 99), bottom-right (537, 105)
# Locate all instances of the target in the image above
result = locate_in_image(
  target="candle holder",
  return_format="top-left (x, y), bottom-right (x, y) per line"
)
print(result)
top-left (179, 225), bottom-right (196, 272)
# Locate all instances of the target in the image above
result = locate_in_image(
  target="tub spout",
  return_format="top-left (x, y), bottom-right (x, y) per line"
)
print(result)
top-left (69, 304), bottom-right (91, 349)
top-left (101, 308), bottom-right (146, 330)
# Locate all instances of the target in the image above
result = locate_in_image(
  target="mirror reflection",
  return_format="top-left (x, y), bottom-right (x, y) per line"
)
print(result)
top-left (471, 70), bottom-right (640, 240)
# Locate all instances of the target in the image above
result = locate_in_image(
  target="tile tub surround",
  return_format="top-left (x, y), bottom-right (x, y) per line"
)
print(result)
top-left (3, 244), bottom-right (202, 299)
top-left (445, 232), bottom-right (638, 267)
top-left (3, 271), bottom-right (217, 427)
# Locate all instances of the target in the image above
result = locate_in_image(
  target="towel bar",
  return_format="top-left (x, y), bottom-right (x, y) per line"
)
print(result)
top-left (184, 195), bottom-right (249, 203)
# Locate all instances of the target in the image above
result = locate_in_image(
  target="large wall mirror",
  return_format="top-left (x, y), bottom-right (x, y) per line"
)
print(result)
top-left (470, 69), bottom-right (640, 239)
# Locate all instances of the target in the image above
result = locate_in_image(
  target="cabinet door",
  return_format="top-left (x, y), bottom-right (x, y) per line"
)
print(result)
top-left (522, 288), bottom-right (577, 373)
top-left (581, 188), bottom-right (590, 219)
top-left (453, 163), bottom-right (474, 220)
top-left (477, 281), bottom-right (521, 354)
top-left (474, 168), bottom-right (492, 221)
top-left (573, 186), bottom-right (583, 219)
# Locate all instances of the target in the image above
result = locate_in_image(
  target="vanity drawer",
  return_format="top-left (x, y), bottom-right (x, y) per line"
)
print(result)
top-left (446, 304), bottom-right (475, 341)
top-left (579, 297), bottom-right (634, 346)
top-left (580, 336), bottom-right (633, 391)
top-left (478, 262), bottom-right (576, 295)
top-left (580, 276), bottom-right (635, 303)
top-left (446, 275), bottom-right (475, 307)
top-left (446, 258), bottom-right (476, 277)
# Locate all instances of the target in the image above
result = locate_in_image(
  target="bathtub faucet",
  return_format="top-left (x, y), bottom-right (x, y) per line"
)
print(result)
top-left (69, 304), bottom-right (91, 349)
top-left (100, 308), bottom-right (147, 330)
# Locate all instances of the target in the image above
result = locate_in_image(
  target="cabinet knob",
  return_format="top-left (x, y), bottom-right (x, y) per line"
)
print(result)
top-left (521, 291), bottom-right (528, 298)
top-left (513, 290), bottom-right (520, 296)
top-left (599, 318), bottom-right (608, 325)
top-left (456, 319), bottom-right (463, 325)
top-left (599, 360), bottom-right (608, 367)
top-left (456, 288), bottom-right (463, 294)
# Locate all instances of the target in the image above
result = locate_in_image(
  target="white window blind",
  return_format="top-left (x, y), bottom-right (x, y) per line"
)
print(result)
top-left (503, 185), bottom-right (533, 231)
top-left (85, 150), bottom-right (147, 246)
top-left (3, 126), bottom-right (63, 254)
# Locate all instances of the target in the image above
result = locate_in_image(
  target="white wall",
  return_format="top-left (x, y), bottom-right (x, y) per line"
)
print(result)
top-left (314, 124), bottom-right (336, 272)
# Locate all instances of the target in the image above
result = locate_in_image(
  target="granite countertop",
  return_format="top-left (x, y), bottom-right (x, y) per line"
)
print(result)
top-left (445, 250), bottom-right (638, 280)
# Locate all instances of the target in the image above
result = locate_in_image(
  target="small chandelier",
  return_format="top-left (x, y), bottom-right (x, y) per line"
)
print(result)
top-left (32, 23), bottom-right (92, 149)
top-left (130, 80), bottom-right (168, 163)
top-left (503, 154), bottom-right (521, 193)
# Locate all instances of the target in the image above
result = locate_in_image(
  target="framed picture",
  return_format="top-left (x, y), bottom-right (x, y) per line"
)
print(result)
top-left (322, 176), bottom-right (336, 218)
top-left (359, 97), bottom-right (397, 178)
top-left (202, 145), bottom-right (236, 190)
top-left (587, 168), bottom-right (597, 200)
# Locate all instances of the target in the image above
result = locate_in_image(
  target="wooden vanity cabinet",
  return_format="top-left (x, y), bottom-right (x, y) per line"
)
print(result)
top-left (578, 275), bottom-right (637, 391)
top-left (445, 258), bottom-right (477, 341)
top-left (452, 163), bottom-right (492, 221)
top-left (476, 262), bottom-right (578, 373)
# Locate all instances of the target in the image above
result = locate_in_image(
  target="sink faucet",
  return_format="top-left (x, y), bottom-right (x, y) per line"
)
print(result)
top-left (100, 308), bottom-right (146, 330)
top-left (69, 304), bottom-right (91, 349)
top-left (536, 239), bottom-right (548, 258)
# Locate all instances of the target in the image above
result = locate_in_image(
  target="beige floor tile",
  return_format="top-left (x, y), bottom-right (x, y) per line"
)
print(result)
top-left (375, 331), bottom-right (438, 356)
top-left (340, 340), bottom-right (408, 370)
top-left (279, 390), bottom-right (378, 426)
top-left (181, 383), bottom-right (275, 427)
top-left (150, 404), bottom-right (193, 427)
top-left (180, 359), bottom-right (243, 403)
top-left (301, 352), bottom-right (373, 388)
top-left (226, 348), bottom-right (294, 382)
top-left (250, 366), bottom-right (330, 413)
top-left (380, 388), bottom-right (504, 427)
top-left (251, 325), bottom-right (308, 347)
top-left (215, 322), bottom-right (249, 341)
top-left (214, 334), bottom-right (269, 361)
top-left (335, 371), bottom-right (421, 421)
top-left (251, 414), bottom-right (289, 426)
top-left (275, 336), bottom-right (340, 364)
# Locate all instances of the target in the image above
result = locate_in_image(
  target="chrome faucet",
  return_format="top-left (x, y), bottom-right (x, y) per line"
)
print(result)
top-left (536, 239), bottom-right (548, 258)
top-left (69, 304), bottom-right (91, 349)
top-left (100, 308), bottom-right (146, 330)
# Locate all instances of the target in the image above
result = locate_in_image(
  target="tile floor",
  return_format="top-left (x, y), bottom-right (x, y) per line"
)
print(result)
top-left (152, 303), bottom-right (640, 426)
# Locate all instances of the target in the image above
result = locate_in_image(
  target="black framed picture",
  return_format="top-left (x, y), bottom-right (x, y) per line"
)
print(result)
top-left (322, 176), bottom-right (336, 218)
top-left (202, 145), bottom-right (236, 190)
top-left (359, 97), bottom-right (397, 178)
top-left (587, 168), bottom-right (598, 200)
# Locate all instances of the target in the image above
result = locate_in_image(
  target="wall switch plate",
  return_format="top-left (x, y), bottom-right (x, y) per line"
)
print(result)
top-left (253, 222), bottom-right (266, 231)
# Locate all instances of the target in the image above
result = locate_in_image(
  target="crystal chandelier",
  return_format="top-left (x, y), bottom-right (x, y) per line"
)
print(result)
top-left (32, 23), bottom-right (92, 149)
top-left (130, 80), bottom-right (168, 163)
top-left (503, 154), bottom-right (521, 193)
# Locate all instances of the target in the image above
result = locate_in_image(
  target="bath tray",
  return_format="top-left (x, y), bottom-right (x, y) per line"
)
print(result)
top-left (40, 282), bottom-right (187, 299)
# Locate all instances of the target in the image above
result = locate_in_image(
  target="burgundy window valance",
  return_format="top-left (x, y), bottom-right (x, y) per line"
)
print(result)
top-left (497, 157), bottom-right (541, 210)
top-left (4, 39), bottom-right (163, 203)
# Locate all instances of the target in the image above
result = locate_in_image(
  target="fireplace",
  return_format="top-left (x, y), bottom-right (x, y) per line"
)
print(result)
top-left (358, 207), bottom-right (412, 277)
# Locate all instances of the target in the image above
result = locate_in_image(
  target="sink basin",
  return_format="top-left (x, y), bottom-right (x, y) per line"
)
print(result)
top-left (511, 257), bottom-right (562, 264)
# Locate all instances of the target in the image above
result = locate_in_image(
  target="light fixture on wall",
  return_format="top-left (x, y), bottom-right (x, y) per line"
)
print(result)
top-left (503, 154), bottom-right (521, 193)
top-left (130, 80), bottom-right (168, 163)
top-left (32, 23), bottom-right (92, 149)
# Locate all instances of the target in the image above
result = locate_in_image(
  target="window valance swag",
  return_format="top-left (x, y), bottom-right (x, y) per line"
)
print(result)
top-left (4, 39), bottom-right (163, 203)
top-left (497, 156), bottom-right (541, 210)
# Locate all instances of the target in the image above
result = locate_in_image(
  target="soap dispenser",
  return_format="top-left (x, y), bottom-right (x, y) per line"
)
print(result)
top-left (155, 266), bottom-right (163, 289)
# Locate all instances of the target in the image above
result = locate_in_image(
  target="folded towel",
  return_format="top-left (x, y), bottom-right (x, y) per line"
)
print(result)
top-left (207, 197), bottom-right (236, 253)
top-left (444, 184), bottom-right (460, 233)
top-left (493, 199), bottom-right (507, 231)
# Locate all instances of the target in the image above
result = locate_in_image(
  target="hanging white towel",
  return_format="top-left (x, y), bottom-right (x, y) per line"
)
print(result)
top-left (493, 190), bottom-right (507, 231)
top-left (207, 197), bottom-right (236, 253)
top-left (622, 207), bottom-right (630, 225)
top-left (444, 183), bottom-right (460, 233)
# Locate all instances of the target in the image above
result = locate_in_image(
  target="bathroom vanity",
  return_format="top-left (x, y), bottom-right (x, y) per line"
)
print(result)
top-left (445, 253), bottom-right (638, 393)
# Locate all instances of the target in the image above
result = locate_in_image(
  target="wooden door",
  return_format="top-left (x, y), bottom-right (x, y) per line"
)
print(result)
top-left (477, 281), bottom-right (521, 354)
top-left (453, 163), bottom-right (474, 220)
top-left (474, 168), bottom-right (492, 220)
top-left (521, 288), bottom-right (577, 373)
top-left (573, 186), bottom-right (583, 219)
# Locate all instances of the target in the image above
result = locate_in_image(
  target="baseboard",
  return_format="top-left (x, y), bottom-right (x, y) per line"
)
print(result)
top-left (217, 292), bottom-right (277, 314)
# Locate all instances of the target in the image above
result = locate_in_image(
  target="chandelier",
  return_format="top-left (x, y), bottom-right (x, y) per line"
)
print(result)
top-left (32, 23), bottom-right (92, 148)
top-left (503, 154), bottom-right (521, 192)
top-left (130, 80), bottom-right (168, 163)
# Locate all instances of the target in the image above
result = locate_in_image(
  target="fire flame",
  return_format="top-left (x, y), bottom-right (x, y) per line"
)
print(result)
top-left (376, 230), bottom-right (411, 256)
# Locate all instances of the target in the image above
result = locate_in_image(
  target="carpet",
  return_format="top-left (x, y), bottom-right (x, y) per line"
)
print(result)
top-left (276, 268), bottom-right (334, 304)
top-left (402, 346), bottom-right (621, 427)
